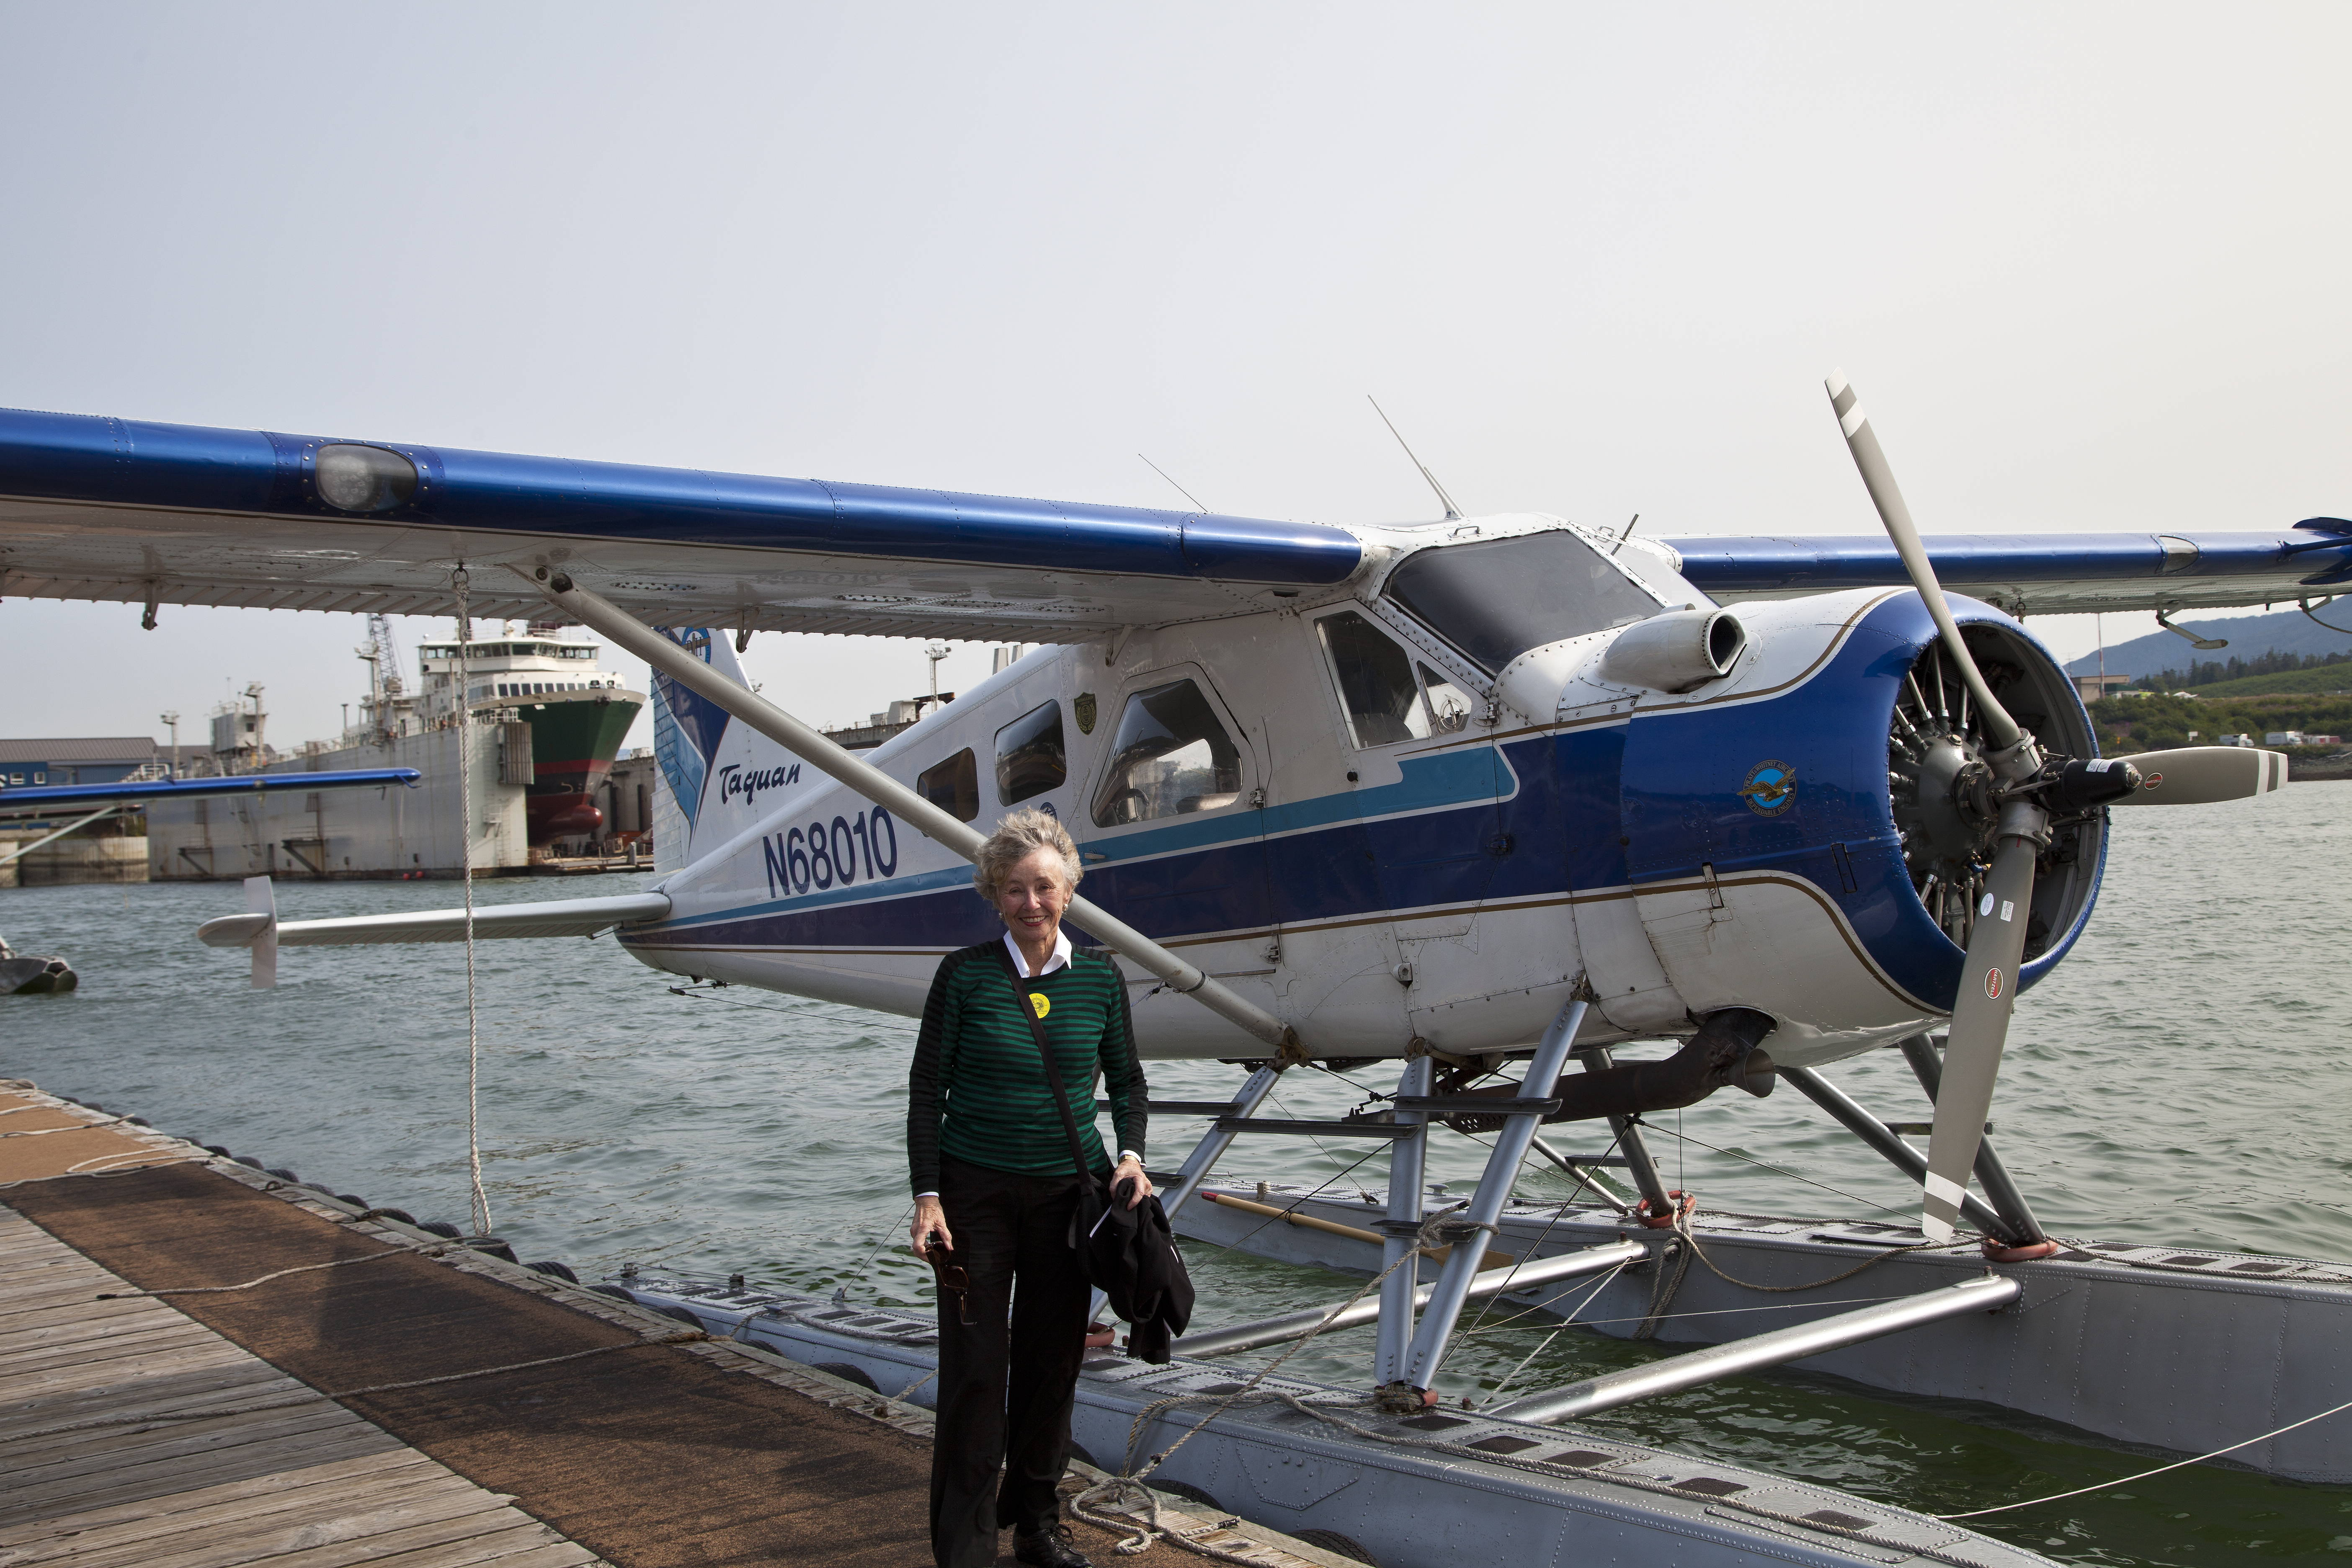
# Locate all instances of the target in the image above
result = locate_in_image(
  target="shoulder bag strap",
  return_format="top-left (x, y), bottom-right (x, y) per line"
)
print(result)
top-left (996, 942), bottom-right (1100, 1187)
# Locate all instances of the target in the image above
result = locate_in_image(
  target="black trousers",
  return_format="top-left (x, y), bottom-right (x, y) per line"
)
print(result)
top-left (930, 1154), bottom-right (1090, 1568)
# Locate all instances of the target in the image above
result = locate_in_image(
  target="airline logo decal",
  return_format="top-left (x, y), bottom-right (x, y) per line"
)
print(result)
top-left (1738, 758), bottom-right (1798, 816)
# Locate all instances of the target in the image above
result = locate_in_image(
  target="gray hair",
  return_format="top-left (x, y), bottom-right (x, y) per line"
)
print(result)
top-left (973, 807), bottom-right (1083, 904)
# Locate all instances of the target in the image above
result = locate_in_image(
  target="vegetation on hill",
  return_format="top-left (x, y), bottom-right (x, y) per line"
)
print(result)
top-left (2188, 663), bottom-right (2352, 699)
top-left (2086, 691), bottom-right (2352, 756)
top-left (2130, 647), bottom-right (2352, 697)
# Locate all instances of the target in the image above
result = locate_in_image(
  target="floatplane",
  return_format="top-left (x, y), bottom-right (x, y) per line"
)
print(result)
top-left (5, 381), bottom-right (2349, 1566)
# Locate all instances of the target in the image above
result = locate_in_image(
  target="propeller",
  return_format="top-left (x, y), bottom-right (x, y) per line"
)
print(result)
top-left (1826, 371), bottom-right (2292, 1244)
top-left (1826, 371), bottom-right (2045, 1243)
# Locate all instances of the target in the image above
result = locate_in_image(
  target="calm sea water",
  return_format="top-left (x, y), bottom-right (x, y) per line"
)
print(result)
top-left (5, 784), bottom-right (2347, 1564)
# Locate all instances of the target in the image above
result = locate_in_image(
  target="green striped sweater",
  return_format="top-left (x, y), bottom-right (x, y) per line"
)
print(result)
top-left (907, 941), bottom-right (1148, 1192)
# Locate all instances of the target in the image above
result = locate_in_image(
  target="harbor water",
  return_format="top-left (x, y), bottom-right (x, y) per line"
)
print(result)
top-left (4, 784), bottom-right (2347, 1565)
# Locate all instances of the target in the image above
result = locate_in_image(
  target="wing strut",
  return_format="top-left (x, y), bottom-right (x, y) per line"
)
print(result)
top-left (525, 568), bottom-right (1299, 1056)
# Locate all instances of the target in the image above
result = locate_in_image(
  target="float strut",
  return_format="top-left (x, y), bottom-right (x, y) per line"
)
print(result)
top-left (1173, 1239), bottom-right (1643, 1358)
top-left (1779, 1065), bottom-right (2018, 1243)
top-left (1373, 1057), bottom-right (1434, 1394)
top-left (1155, 1065), bottom-right (1282, 1226)
top-left (1571, 1045), bottom-right (1674, 1215)
top-left (1489, 1274), bottom-right (2020, 1424)
top-left (1898, 1034), bottom-right (2048, 1247)
top-left (1398, 997), bottom-right (1590, 1393)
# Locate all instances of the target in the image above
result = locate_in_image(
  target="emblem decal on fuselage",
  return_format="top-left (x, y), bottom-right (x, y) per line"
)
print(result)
top-left (1738, 759), bottom-right (1798, 816)
top-left (1075, 692), bottom-right (1097, 734)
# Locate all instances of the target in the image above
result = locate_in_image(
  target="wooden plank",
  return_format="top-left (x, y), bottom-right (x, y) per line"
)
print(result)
top-left (43, 1475), bottom-right (529, 1568)
top-left (8, 1399), bottom-right (375, 1488)
top-left (0, 1312), bottom-right (221, 1359)
top-left (0, 1450), bottom-right (446, 1546)
top-left (3, 1392), bottom-right (374, 1475)
top-left (350, 1530), bottom-right (604, 1568)
top-left (130, 1504), bottom-right (565, 1568)
top-left (0, 1316), bottom-right (221, 1363)
top-left (0, 1363), bottom-right (296, 1437)
top-left (3, 1336), bottom-right (250, 1399)
top-left (0, 1429), bottom-right (404, 1523)
top-left (0, 1464), bottom-right (482, 1566)
top-left (0, 1292), bottom-right (183, 1331)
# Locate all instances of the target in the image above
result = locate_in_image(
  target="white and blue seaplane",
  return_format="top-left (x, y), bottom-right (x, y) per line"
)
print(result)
top-left (4, 379), bottom-right (2348, 1566)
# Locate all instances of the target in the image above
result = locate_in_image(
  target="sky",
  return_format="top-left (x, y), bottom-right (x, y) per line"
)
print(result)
top-left (3, 5), bottom-right (2347, 751)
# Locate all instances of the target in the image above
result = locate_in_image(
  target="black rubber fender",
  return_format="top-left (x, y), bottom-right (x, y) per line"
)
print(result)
top-left (416, 1220), bottom-right (463, 1240)
top-left (651, 1304), bottom-right (704, 1330)
top-left (1294, 1529), bottom-right (1380, 1566)
top-left (525, 1260), bottom-right (580, 1283)
top-left (812, 1361), bottom-right (879, 1392)
top-left (1151, 1479), bottom-right (1222, 1513)
top-left (588, 1284), bottom-right (637, 1303)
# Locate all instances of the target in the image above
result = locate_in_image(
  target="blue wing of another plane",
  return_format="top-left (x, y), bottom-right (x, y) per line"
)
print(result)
top-left (0, 769), bottom-right (422, 812)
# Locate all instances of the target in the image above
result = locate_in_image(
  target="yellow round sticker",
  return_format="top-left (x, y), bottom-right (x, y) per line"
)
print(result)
top-left (1029, 993), bottom-right (1050, 1019)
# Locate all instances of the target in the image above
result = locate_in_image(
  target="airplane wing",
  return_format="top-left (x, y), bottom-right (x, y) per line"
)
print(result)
top-left (196, 891), bottom-right (673, 948)
top-left (0, 769), bottom-right (420, 814)
top-left (3, 405), bottom-right (2344, 631)
top-left (1664, 522), bottom-right (2352, 615)
top-left (0, 408), bottom-right (1363, 642)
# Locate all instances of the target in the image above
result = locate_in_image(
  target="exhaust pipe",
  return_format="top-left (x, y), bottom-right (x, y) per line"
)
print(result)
top-left (1551, 1007), bottom-right (1777, 1121)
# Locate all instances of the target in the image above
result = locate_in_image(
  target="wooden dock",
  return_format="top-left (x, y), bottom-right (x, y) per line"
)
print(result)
top-left (0, 1081), bottom-right (1344, 1568)
top-left (1, 1209), bottom-right (603, 1568)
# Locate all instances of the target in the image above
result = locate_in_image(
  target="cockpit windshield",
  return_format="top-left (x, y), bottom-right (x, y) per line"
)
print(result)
top-left (1381, 530), bottom-right (1665, 674)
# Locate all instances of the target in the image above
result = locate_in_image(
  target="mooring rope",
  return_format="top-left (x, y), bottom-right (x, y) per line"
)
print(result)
top-left (1070, 1207), bottom-right (1478, 1557)
top-left (95, 1247), bottom-right (431, 1299)
top-left (1937, 1394), bottom-right (2352, 1520)
top-left (452, 566), bottom-right (493, 1239)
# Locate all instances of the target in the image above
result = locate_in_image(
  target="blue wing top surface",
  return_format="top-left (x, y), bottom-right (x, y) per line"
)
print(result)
top-left (0, 404), bottom-right (2340, 632)
top-left (1667, 523), bottom-right (2352, 614)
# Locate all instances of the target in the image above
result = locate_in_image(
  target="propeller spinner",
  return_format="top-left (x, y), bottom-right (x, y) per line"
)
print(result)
top-left (1825, 371), bottom-right (2287, 1243)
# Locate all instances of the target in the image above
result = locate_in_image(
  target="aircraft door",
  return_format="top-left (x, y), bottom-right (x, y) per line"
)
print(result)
top-left (1313, 609), bottom-right (1505, 939)
top-left (1075, 667), bottom-right (1272, 948)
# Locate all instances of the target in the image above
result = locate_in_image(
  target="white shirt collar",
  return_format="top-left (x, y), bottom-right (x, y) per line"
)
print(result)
top-left (1003, 927), bottom-right (1073, 979)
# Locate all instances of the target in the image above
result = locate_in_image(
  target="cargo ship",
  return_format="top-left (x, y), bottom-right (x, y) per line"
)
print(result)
top-left (409, 624), bottom-right (644, 844)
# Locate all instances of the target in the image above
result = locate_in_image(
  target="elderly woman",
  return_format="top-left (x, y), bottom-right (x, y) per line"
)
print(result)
top-left (908, 807), bottom-right (1150, 1568)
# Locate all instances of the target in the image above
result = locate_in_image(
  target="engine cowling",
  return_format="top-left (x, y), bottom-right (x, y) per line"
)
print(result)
top-left (1592, 588), bottom-right (2104, 1066)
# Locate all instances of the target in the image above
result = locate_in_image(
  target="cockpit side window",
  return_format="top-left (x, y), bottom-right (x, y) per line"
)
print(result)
top-left (1091, 679), bottom-right (1243, 826)
top-left (1383, 531), bottom-right (1663, 674)
top-left (1316, 611), bottom-right (1433, 748)
top-left (994, 701), bottom-right (1066, 805)
top-left (919, 748), bottom-right (980, 823)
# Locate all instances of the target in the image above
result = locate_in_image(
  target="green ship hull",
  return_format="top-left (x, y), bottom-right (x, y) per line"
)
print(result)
top-left (481, 691), bottom-right (642, 844)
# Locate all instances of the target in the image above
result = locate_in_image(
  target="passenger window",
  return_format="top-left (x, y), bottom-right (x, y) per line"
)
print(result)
top-left (1091, 680), bottom-right (1243, 827)
top-left (995, 701), bottom-right (1066, 805)
top-left (1317, 611), bottom-right (1432, 748)
top-left (1418, 663), bottom-right (1475, 734)
top-left (918, 748), bottom-right (980, 823)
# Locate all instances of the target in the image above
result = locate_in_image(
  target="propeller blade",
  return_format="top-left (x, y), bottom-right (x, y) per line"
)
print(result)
top-left (2107, 745), bottom-right (2289, 806)
top-left (1921, 835), bottom-right (2038, 1242)
top-left (1824, 371), bottom-right (2023, 754)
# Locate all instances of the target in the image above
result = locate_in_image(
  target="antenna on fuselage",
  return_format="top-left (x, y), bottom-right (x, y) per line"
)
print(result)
top-left (1610, 513), bottom-right (1640, 556)
top-left (1137, 453), bottom-right (1211, 514)
top-left (1367, 396), bottom-right (1463, 521)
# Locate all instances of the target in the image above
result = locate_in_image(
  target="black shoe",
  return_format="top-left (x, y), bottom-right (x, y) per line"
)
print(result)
top-left (1013, 1524), bottom-right (1094, 1568)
